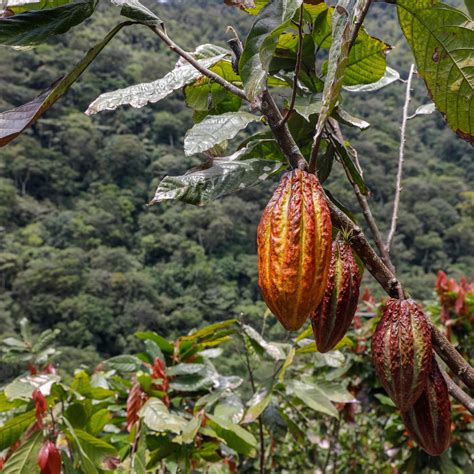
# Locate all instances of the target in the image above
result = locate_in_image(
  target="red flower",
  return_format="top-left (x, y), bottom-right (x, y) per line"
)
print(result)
top-left (38, 440), bottom-right (61, 474)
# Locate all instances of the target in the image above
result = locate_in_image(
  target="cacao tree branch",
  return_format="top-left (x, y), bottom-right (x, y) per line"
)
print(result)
top-left (440, 366), bottom-right (474, 414)
top-left (149, 25), bottom-right (248, 102)
top-left (279, 4), bottom-right (305, 126)
top-left (386, 64), bottom-right (415, 253)
top-left (149, 21), bottom-right (474, 409)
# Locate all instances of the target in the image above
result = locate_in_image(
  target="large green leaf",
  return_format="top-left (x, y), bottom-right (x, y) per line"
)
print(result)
top-left (241, 324), bottom-right (286, 361)
top-left (184, 111), bottom-right (261, 156)
top-left (239, 0), bottom-right (303, 99)
top-left (313, 0), bottom-right (372, 144)
top-left (86, 54), bottom-right (226, 115)
top-left (0, 410), bottom-right (35, 450)
top-left (5, 374), bottom-right (60, 400)
top-left (206, 414), bottom-right (257, 457)
top-left (286, 380), bottom-right (339, 418)
top-left (63, 418), bottom-right (98, 474)
top-left (0, 0), bottom-right (94, 47)
top-left (242, 389), bottom-right (273, 424)
top-left (0, 22), bottom-right (131, 148)
top-left (103, 354), bottom-right (143, 372)
top-left (73, 429), bottom-right (118, 463)
top-left (397, 0), bottom-right (474, 144)
top-left (111, 0), bottom-right (161, 26)
top-left (139, 398), bottom-right (187, 434)
top-left (343, 66), bottom-right (399, 92)
top-left (167, 363), bottom-right (219, 392)
top-left (149, 146), bottom-right (284, 206)
top-left (4, 0), bottom-right (71, 14)
top-left (1, 431), bottom-right (42, 474)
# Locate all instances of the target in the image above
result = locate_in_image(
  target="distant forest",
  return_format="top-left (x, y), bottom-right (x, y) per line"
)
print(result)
top-left (0, 0), bottom-right (472, 374)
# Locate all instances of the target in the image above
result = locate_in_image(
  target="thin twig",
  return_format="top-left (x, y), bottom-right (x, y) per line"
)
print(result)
top-left (243, 336), bottom-right (265, 474)
top-left (280, 4), bottom-right (304, 126)
top-left (386, 64), bottom-right (415, 253)
top-left (149, 25), bottom-right (248, 102)
top-left (439, 366), bottom-right (474, 414)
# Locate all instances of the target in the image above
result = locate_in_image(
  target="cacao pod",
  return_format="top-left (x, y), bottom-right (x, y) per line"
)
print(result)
top-left (311, 240), bottom-right (362, 352)
top-left (372, 298), bottom-right (432, 410)
top-left (401, 359), bottom-right (451, 456)
top-left (257, 169), bottom-right (332, 331)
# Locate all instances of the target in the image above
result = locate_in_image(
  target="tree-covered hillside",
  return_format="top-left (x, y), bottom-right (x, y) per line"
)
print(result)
top-left (0, 0), bottom-right (472, 373)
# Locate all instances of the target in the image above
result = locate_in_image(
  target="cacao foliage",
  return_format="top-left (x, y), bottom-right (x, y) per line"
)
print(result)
top-left (311, 239), bottom-right (362, 353)
top-left (401, 359), bottom-right (451, 456)
top-left (372, 298), bottom-right (432, 411)
top-left (257, 169), bottom-right (332, 331)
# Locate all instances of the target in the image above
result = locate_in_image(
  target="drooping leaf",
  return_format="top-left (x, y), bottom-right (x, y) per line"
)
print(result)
top-left (86, 409), bottom-right (111, 436)
top-left (1, 431), bottom-right (42, 474)
top-left (313, 0), bottom-right (372, 144)
top-left (73, 429), bottom-right (118, 464)
top-left (134, 331), bottom-right (174, 354)
top-left (278, 346), bottom-right (296, 383)
top-left (5, 374), bottom-right (60, 400)
top-left (167, 362), bottom-right (219, 392)
top-left (333, 107), bottom-right (370, 129)
top-left (241, 324), bottom-right (286, 361)
top-left (206, 414), bottom-right (257, 457)
top-left (86, 54), bottom-right (226, 115)
top-left (184, 111), bottom-right (261, 156)
top-left (343, 66), bottom-right (399, 92)
top-left (242, 389), bottom-right (273, 424)
top-left (0, 0), bottom-right (94, 47)
top-left (0, 22), bottom-right (132, 147)
top-left (214, 394), bottom-right (244, 424)
top-left (294, 93), bottom-right (322, 121)
top-left (63, 418), bottom-right (98, 474)
top-left (397, 0), bottom-right (474, 144)
top-left (0, 410), bottom-right (35, 450)
top-left (111, 0), bottom-right (161, 26)
top-left (286, 380), bottom-right (339, 418)
top-left (239, 0), bottom-right (303, 99)
top-left (139, 398), bottom-right (187, 434)
top-left (149, 147), bottom-right (284, 206)
top-left (409, 102), bottom-right (436, 119)
top-left (132, 432), bottom-right (147, 474)
top-left (4, 0), bottom-right (71, 14)
top-left (173, 416), bottom-right (202, 445)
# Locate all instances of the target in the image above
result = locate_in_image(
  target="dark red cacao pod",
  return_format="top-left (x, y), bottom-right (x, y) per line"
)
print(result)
top-left (310, 240), bottom-right (362, 352)
top-left (372, 298), bottom-right (432, 411)
top-left (257, 169), bottom-right (332, 331)
top-left (401, 359), bottom-right (451, 456)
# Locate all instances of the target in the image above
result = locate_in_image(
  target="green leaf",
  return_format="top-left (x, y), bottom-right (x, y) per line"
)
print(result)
top-left (316, 141), bottom-right (334, 183)
top-left (134, 331), bottom-right (174, 354)
top-left (111, 0), bottom-right (161, 26)
top-left (333, 107), bottom-right (370, 130)
top-left (1, 431), bottom-right (42, 474)
top-left (343, 66), bottom-right (399, 92)
top-left (139, 398), bottom-right (187, 434)
top-left (168, 363), bottom-right (218, 392)
top-left (242, 389), bottom-right (273, 424)
top-left (103, 355), bottom-right (143, 372)
top-left (397, 0), bottom-right (474, 144)
top-left (313, 0), bottom-right (372, 144)
top-left (214, 394), bottom-right (244, 424)
top-left (241, 324), bottom-right (285, 361)
top-left (0, 0), bottom-right (94, 47)
top-left (278, 346), bottom-right (296, 383)
top-left (294, 93), bottom-right (322, 121)
top-left (0, 410), bottom-right (35, 451)
top-left (239, 0), bottom-right (303, 99)
top-left (86, 54), bottom-right (226, 115)
top-left (63, 417), bottom-right (98, 474)
top-left (149, 147), bottom-right (284, 206)
top-left (206, 414), bottom-right (257, 457)
top-left (4, 0), bottom-right (72, 14)
top-left (173, 416), bottom-right (201, 445)
top-left (132, 432), bottom-right (147, 474)
top-left (73, 429), bottom-right (118, 463)
top-left (410, 102), bottom-right (436, 118)
top-left (86, 409), bottom-right (111, 436)
top-left (314, 381), bottom-right (356, 403)
top-left (181, 319), bottom-right (237, 343)
top-left (465, 0), bottom-right (474, 18)
top-left (5, 374), bottom-right (60, 400)
top-left (0, 21), bottom-right (131, 148)
top-left (286, 380), bottom-right (339, 418)
top-left (31, 329), bottom-right (60, 353)
top-left (184, 111), bottom-right (261, 156)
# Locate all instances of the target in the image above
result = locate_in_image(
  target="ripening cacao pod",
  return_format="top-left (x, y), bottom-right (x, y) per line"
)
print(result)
top-left (310, 240), bottom-right (362, 352)
top-left (257, 169), bottom-right (332, 331)
top-left (372, 298), bottom-right (432, 410)
top-left (401, 359), bottom-right (451, 456)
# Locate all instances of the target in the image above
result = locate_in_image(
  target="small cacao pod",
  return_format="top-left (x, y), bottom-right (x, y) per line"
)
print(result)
top-left (372, 298), bottom-right (432, 410)
top-left (257, 169), bottom-right (332, 331)
top-left (310, 239), bottom-right (362, 352)
top-left (401, 359), bottom-right (451, 456)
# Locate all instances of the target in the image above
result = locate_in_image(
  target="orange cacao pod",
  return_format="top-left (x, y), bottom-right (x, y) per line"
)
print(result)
top-left (257, 169), bottom-right (332, 331)
top-left (311, 240), bottom-right (362, 352)
top-left (401, 359), bottom-right (451, 456)
top-left (372, 298), bottom-right (432, 410)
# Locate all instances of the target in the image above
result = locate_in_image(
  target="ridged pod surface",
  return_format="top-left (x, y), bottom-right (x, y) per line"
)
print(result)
top-left (257, 169), bottom-right (332, 331)
top-left (401, 359), bottom-right (451, 456)
top-left (311, 240), bottom-right (362, 352)
top-left (372, 298), bottom-right (432, 410)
